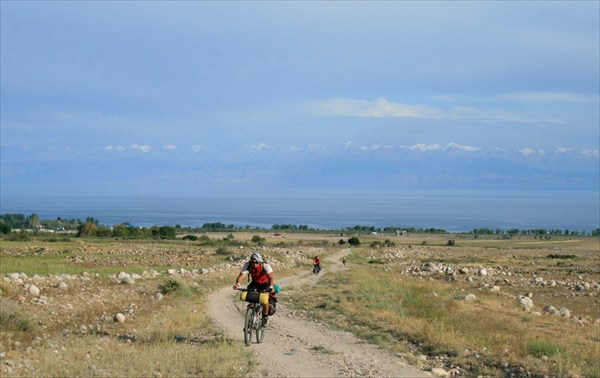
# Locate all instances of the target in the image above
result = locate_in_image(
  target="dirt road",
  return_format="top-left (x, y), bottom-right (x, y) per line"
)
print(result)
top-left (207, 249), bottom-right (432, 377)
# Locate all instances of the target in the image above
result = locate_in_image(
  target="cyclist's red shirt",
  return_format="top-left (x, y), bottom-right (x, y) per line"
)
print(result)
top-left (314, 258), bottom-right (320, 265)
top-left (250, 263), bottom-right (269, 285)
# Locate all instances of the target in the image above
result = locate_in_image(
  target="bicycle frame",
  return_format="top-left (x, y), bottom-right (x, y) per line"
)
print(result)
top-left (237, 288), bottom-right (268, 345)
top-left (244, 301), bottom-right (265, 345)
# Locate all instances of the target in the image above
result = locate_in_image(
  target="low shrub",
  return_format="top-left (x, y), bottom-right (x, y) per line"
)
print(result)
top-left (158, 278), bottom-right (190, 296)
top-left (546, 253), bottom-right (576, 259)
top-left (0, 298), bottom-right (33, 331)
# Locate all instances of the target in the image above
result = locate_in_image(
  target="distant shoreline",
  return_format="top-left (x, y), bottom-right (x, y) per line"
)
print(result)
top-left (1, 190), bottom-right (598, 233)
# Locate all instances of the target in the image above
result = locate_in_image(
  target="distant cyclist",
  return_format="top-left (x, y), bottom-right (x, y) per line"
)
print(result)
top-left (313, 255), bottom-right (321, 274)
top-left (233, 252), bottom-right (275, 325)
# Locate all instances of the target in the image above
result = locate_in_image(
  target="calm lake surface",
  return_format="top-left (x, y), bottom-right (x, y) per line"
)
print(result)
top-left (1, 190), bottom-right (598, 232)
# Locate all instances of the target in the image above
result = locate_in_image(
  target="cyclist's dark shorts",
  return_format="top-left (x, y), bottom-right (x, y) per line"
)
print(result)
top-left (248, 281), bottom-right (270, 292)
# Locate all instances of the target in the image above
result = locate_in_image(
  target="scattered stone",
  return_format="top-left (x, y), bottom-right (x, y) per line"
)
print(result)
top-left (28, 285), bottom-right (40, 297)
top-left (56, 282), bottom-right (68, 290)
top-left (431, 367), bottom-right (450, 377)
top-left (558, 307), bottom-right (571, 318)
top-left (113, 313), bottom-right (126, 323)
top-left (121, 276), bottom-right (135, 285)
top-left (517, 295), bottom-right (534, 311)
top-left (464, 294), bottom-right (477, 301)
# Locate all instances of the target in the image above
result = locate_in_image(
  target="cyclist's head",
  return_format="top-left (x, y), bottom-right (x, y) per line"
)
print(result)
top-left (250, 252), bottom-right (263, 264)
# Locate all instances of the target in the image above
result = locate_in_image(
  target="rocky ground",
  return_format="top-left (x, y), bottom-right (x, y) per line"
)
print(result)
top-left (1, 236), bottom-right (598, 377)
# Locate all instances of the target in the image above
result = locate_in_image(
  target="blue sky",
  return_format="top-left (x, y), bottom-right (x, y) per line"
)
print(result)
top-left (1, 1), bottom-right (599, 197)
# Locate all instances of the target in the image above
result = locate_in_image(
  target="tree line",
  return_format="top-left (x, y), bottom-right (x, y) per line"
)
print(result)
top-left (471, 227), bottom-right (599, 237)
top-left (1, 213), bottom-right (598, 238)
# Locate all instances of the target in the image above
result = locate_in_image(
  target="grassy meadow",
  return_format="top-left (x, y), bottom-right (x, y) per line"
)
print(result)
top-left (1, 232), bottom-right (598, 377)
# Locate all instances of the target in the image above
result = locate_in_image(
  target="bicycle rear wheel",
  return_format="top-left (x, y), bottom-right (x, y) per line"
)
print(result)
top-left (255, 306), bottom-right (265, 343)
top-left (243, 307), bottom-right (253, 346)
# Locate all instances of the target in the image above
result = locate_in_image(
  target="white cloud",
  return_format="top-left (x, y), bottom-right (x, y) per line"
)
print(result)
top-left (312, 97), bottom-right (447, 119)
top-left (519, 148), bottom-right (546, 157)
top-left (369, 144), bottom-right (394, 151)
top-left (519, 147), bottom-right (536, 156)
top-left (553, 147), bottom-right (571, 155)
top-left (191, 145), bottom-right (206, 153)
top-left (580, 149), bottom-right (599, 158)
top-left (163, 144), bottom-right (177, 151)
top-left (105, 145), bottom-right (126, 152)
top-left (408, 143), bottom-right (443, 152)
top-left (404, 142), bottom-right (480, 153)
top-left (446, 142), bottom-right (481, 152)
top-left (311, 97), bottom-right (564, 125)
top-left (130, 144), bottom-right (152, 153)
top-left (359, 144), bottom-right (393, 151)
top-left (247, 143), bottom-right (269, 152)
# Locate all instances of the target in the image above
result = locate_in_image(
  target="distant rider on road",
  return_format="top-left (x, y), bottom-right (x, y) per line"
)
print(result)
top-left (313, 255), bottom-right (321, 274)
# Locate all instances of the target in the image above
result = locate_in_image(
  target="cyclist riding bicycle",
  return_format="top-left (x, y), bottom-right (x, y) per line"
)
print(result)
top-left (313, 255), bottom-right (321, 274)
top-left (233, 252), bottom-right (275, 325)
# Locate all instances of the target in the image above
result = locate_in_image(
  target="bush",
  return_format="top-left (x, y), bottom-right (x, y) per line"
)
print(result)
top-left (182, 234), bottom-right (198, 241)
top-left (447, 239), bottom-right (456, 246)
top-left (0, 299), bottom-right (33, 331)
top-left (347, 237), bottom-right (360, 246)
top-left (157, 226), bottom-right (176, 239)
top-left (6, 231), bottom-right (30, 241)
top-left (158, 278), bottom-right (190, 296)
top-left (0, 223), bottom-right (11, 234)
top-left (251, 235), bottom-right (265, 244)
top-left (77, 222), bottom-right (97, 237)
top-left (546, 253), bottom-right (576, 259)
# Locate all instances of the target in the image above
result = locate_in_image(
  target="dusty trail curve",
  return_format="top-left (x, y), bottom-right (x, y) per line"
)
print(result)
top-left (207, 249), bottom-right (432, 377)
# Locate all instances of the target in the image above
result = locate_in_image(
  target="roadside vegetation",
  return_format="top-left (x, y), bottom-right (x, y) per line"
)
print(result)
top-left (1, 229), bottom-right (598, 377)
top-left (285, 239), bottom-right (600, 377)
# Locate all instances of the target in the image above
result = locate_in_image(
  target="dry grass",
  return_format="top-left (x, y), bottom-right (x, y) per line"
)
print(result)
top-left (1, 234), bottom-right (598, 377)
top-left (285, 237), bottom-right (600, 377)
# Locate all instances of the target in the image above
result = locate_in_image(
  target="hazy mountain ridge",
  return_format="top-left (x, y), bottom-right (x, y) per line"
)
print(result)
top-left (2, 145), bottom-right (597, 196)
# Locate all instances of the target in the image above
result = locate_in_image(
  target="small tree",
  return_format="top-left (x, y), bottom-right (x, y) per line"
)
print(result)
top-left (0, 222), bottom-right (11, 235)
top-left (348, 236), bottom-right (360, 246)
top-left (77, 222), bottom-right (97, 237)
top-left (251, 235), bottom-right (265, 245)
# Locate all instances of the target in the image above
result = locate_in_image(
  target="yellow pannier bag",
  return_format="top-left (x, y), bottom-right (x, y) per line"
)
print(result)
top-left (240, 290), bottom-right (269, 305)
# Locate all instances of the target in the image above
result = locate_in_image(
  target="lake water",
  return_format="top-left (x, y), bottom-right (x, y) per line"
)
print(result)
top-left (1, 189), bottom-right (598, 232)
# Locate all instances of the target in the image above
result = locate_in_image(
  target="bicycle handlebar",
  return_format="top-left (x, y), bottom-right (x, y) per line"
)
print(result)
top-left (234, 288), bottom-right (272, 293)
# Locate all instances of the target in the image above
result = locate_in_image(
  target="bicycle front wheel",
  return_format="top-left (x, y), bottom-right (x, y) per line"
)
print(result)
top-left (244, 307), bottom-right (253, 346)
top-left (255, 306), bottom-right (265, 344)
